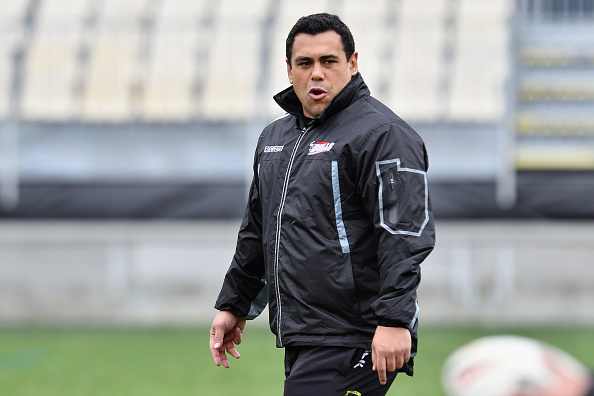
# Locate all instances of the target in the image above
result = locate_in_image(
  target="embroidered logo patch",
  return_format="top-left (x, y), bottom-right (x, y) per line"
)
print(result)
top-left (264, 145), bottom-right (284, 153)
top-left (308, 141), bottom-right (335, 155)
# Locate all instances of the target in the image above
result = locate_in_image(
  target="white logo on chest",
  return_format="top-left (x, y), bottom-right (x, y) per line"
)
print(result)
top-left (264, 145), bottom-right (284, 153)
top-left (308, 141), bottom-right (335, 155)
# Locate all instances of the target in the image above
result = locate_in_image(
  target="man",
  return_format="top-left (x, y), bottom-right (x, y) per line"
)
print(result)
top-left (442, 335), bottom-right (594, 396)
top-left (210, 13), bottom-right (435, 395)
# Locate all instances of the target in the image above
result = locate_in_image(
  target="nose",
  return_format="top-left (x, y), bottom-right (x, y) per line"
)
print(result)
top-left (311, 62), bottom-right (324, 80)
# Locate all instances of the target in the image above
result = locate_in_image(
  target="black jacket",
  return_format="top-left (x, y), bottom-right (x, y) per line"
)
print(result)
top-left (215, 73), bottom-right (435, 374)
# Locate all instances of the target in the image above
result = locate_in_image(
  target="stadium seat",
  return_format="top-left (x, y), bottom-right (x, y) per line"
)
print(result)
top-left (457, 0), bottom-right (512, 29)
top-left (516, 146), bottom-right (594, 170)
top-left (0, 0), bottom-right (30, 28)
top-left (202, 0), bottom-right (269, 121)
top-left (21, 33), bottom-right (80, 121)
top-left (516, 114), bottom-right (594, 136)
top-left (219, 0), bottom-right (269, 18)
top-left (138, 0), bottom-right (211, 121)
top-left (82, 31), bottom-right (141, 122)
top-left (159, 0), bottom-right (207, 24)
top-left (202, 28), bottom-right (262, 121)
top-left (36, 0), bottom-right (91, 31)
top-left (98, 0), bottom-right (149, 27)
top-left (448, 0), bottom-right (511, 122)
top-left (390, 0), bottom-right (447, 122)
top-left (141, 31), bottom-right (199, 122)
top-left (391, 31), bottom-right (444, 122)
top-left (449, 30), bottom-right (510, 122)
top-left (278, 0), bottom-right (335, 19)
top-left (341, 0), bottom-right (391, 101)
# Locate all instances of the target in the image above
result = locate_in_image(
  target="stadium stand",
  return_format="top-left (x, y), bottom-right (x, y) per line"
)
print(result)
top-left (3, 0), bottom-right (516, 125)
top-left (1, 0), bottom-right (593, 219)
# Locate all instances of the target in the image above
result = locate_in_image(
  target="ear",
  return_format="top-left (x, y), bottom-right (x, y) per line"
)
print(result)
top-left (349, 51), bottom-right (359, 76)
top-left (286, 59), bottom-right (293, 84)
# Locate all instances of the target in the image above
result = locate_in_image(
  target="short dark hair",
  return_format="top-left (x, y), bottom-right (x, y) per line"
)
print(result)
top-left (286, 13), bottom-right (356, 66)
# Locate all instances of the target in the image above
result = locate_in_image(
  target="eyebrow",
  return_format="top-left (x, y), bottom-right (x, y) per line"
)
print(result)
top-left (294, 54), bottom-right (341, 63)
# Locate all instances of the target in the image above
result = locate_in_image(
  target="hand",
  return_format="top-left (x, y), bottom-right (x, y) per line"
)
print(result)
top-left (371, 326), bottom-right (411, 385)
top-left (209, 310), bottom-right (246, 368)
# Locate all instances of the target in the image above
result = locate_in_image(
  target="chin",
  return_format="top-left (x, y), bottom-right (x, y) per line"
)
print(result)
top-left (306, 105), bottom-right (326, 118)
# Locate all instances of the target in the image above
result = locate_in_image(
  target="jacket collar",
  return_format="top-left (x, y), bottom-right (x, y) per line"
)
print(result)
top-left (273, 72), bottom-right (370, 127)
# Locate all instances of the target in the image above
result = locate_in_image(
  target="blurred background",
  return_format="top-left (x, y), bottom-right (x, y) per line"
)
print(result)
top-left (0, 0), bottom-right (593, 328)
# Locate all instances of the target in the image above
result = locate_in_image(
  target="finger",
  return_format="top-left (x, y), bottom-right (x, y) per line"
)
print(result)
top-left (376, 356), bottom-right (387, 385)
top-left (225, 340), bottom-right (241, 359)
top-left (218, 347), bottom-right (230, 368)
top-left (402, 349), bottom-right (411, 368)
top-left (386, 354), bottom-right (397, 372)
top-left (233, 326), bottom-right (243, 345)
top-left (222, 331), bottom-right (236, 344)
top-left (393, 348), bottom-right (406, 370)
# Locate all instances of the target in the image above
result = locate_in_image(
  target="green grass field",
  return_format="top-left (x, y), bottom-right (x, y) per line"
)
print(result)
top-left (1, 326), bottom-right (593, 396)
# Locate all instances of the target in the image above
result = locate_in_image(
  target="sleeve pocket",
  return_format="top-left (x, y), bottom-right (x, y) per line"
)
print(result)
top-left (375, 158), bottom-right (429, 236)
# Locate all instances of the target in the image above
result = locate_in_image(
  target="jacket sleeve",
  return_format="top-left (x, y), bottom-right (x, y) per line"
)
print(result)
top-left (214, 152), bottom-right (267, 319)
top-left (356, 122), bottom-right (435, 329)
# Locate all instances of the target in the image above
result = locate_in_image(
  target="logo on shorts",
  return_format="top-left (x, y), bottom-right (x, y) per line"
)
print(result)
top-left (264, 145), bottom-right (284, 153)
top-left (353, 351), bottom-right (370, 369)
top-left (308, 141), bottom-right (335, 155)
top-left (344, 391), bottom-right (362, 396)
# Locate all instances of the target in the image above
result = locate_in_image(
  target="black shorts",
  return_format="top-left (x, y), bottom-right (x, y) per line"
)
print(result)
top-left (283, 346), bottom-right (398, 396)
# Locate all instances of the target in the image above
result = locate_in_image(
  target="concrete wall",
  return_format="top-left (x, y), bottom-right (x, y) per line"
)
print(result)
top-left (1, 220), bottom-right (593, 327)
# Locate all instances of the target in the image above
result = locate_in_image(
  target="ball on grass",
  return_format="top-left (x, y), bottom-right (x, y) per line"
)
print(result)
top-left (441, 335), bottom-right (588, 396)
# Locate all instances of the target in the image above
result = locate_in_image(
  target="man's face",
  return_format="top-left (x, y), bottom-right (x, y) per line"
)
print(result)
top-left (287, 30), bottom-right (358, 119)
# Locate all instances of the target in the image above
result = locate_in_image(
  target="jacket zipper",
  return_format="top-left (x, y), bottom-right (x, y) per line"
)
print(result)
top-left (389, 171), bottom-right (398, 223)
top-left (273, 125), bottom-right (311, 347)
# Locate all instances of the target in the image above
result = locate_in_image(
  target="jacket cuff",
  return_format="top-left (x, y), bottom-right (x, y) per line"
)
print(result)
top-left (214, 303), bottom-right (245, 319)
top-left (378, 319), bottom-right (411, 328)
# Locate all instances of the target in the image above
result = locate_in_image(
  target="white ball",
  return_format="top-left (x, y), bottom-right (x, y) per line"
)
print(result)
top-left (441, 335), bottom-right (587, 396)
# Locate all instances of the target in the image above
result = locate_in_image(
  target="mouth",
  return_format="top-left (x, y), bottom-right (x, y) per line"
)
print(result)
top-left (308, 87), bottom-right (327, 100)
